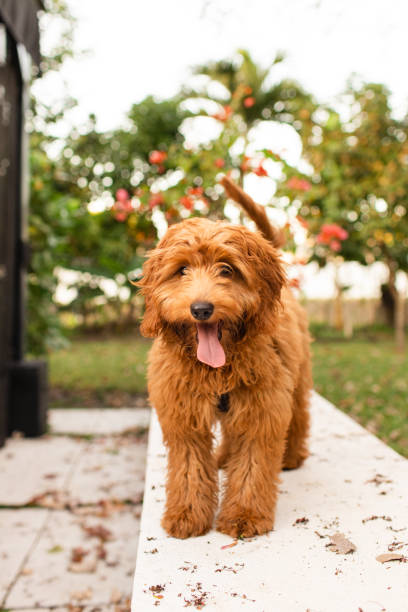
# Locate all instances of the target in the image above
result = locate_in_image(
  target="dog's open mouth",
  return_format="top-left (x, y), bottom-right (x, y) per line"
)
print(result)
top-left (196, 321), bottom-right (225, 368)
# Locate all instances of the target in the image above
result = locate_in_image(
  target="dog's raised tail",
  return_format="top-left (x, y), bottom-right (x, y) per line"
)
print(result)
top-left (221, 175), bottom-right (285, 249)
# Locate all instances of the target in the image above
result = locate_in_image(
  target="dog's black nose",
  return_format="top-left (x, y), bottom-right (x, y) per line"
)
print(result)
top-left (190, 301), bottom-right (214, 321)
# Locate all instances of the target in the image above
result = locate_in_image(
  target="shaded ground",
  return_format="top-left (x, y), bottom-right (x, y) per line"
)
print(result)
top-left (0, 409), bottom-right (150, 610)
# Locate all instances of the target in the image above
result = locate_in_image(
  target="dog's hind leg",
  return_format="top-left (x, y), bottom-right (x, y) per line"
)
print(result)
top-left (282, 373), bottom-right (311, 470)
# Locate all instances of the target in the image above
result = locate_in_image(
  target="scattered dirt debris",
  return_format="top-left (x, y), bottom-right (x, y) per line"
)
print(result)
top-left (183, 582), bottom-right (208, 609)
top-left (366, 473), bottom-right (393, 487)
top-left (376, 553), bottom-right (408, 563)
top-left (150, 584), bottom-right (165, 593)
top-left (293, 517), bottom-right (309, 526)
top-left (214, 563), bottom-right (243, 574)
top-left (145, 548), bottom-right (159, 554)
top-left (178, 562), bottom-right (198, 573)
top-left (362, 515), bottom-right (392, 524)
top-left (388, 541), bottom-right (407, 552)
top-left (387, 525), bottom-right (407, 533)
top-left (326, 533), bottom-right (356, 554)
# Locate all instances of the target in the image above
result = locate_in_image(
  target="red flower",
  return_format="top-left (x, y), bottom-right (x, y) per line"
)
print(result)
top-left (149, 150), bottom-right (167, 164)
top-left (254, 164), bottom-right (268, 177)
top-left (212, 105), bottom-right (233, 122)
top-left (116, 188), bottom-right (129, 202)
top-left (296, 215), bottom-right (309, 229)
top-left (329, 240), bottom-right (342, 252)
top-left (316, 224), bottom-right (348, 249)
top-left (114, 211), bottom-right (127, 222)
top-left (287, 176), bottom-right (312, 192)
top-left (188, 186), bottom-right (204, 196)
top-left (214, 158), bottom-right (225, 168)
top-left (240, 155), bottom-right (251, 172)
top-left (180, 196), bottom-right (194, 210)
top-left (289, 277), bottom-right (300, 289)
top-left (243, 96), bottom-right (255, 108)
top-left (148, 193), bottom-right (164, 209)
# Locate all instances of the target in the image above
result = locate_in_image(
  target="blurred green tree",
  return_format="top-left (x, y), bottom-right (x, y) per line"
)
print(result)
top-left (276, 82), bottom-right (408, 346)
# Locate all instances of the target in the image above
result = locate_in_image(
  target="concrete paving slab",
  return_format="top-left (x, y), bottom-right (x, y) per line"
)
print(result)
top-left (49, 408), bottom-right (151, 436)
top-left (132, 392), bottom-right (408, 612)
top-left (0, 437), bottom-right (83, 506)
top-left (5, 508), bottom-right (140, 609)
top-left (0, 509), bottom-right (48, 604)
top-left (68, 435), bottom-right (147, 505)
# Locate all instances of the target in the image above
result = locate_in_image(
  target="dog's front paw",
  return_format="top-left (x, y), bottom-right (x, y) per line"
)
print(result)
top-left (216, 508), bottom-right (274, 538)
top-left (162, 507), bottom-right (213, 539)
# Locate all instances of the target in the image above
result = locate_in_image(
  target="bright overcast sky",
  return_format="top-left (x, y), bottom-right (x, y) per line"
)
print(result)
top-left (35, 0), bottom-right (408, 132)
top-left (35, 0), bottom-right (408, 299)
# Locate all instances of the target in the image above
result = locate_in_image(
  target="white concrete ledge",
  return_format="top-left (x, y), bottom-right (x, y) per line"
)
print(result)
top-left (132, 392), bottom-right (408, 612)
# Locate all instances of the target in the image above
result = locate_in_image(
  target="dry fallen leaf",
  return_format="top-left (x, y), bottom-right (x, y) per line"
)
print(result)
top-left (376, 553), bottom-right (407, 563)
top-left (71, 547), bottom-right (89, 563)
top-left (326, 533), bottom-right (356, 554)
top-left (70, 588), bottom-right (93, 601)
top-left (69, 556), bottom-right (98, 574)
top-left (27, 490), bottom-right (68, 510)
top-left (110, 587), bottom-right (122, 604)
top-left (221, 540), bottom-right (238, 550)
top-left (81, 523), bottom-right (113, 542)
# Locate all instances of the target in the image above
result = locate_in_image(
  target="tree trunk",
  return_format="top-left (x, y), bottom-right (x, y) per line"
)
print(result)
top-left (333, 260), bottom-right (343, 331)
top-left (395, 272), bottom-right (406, 353)
top-left (386, 261), bottom-right (405, 351)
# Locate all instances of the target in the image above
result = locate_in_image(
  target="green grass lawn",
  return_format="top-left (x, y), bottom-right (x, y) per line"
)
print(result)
top-left (49, 334), bottom-right (151, 407)
top-left (312, 340), bottom-right (408, 457)
top-left (48, 333), bottom-right (407, 457)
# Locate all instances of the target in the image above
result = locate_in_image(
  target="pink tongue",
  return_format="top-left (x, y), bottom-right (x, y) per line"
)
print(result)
top-left (196, 323), bottom-right (225, 368)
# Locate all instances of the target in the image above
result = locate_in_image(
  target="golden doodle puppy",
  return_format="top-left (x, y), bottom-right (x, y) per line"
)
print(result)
top-left (138, 176), bottom-right (312, 539)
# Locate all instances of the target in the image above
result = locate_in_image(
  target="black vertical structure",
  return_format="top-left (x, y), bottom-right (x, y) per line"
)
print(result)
top-left (0, 0), bottom-right (46, 447)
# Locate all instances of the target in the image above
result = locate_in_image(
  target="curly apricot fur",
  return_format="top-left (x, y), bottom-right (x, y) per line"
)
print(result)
top-left (137, 184), bottom-right (312, 539)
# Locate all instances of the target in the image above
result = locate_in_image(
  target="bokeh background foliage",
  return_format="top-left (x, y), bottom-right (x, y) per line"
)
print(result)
top-left (27, 1), bottom-right (407, 455)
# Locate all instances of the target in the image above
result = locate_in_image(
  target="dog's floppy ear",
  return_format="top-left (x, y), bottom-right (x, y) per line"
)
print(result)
top-left (136, 248), bottom-right (163, 337)
top-left (239, 227), bottom-right (286, 306)
top-left (235, 228), bottom-right (286, 335)
top-left (256, 237), bottom-right (286, 307)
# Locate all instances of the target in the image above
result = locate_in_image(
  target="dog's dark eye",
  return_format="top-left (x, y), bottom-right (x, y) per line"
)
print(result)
top-left (178, 266), bottom-right (188, 276)
top-left (219, 264), bottom-right (233, 277)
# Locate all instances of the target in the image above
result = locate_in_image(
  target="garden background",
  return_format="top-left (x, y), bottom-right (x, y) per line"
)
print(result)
top-left (28, 0), bottom-right (407, 456)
